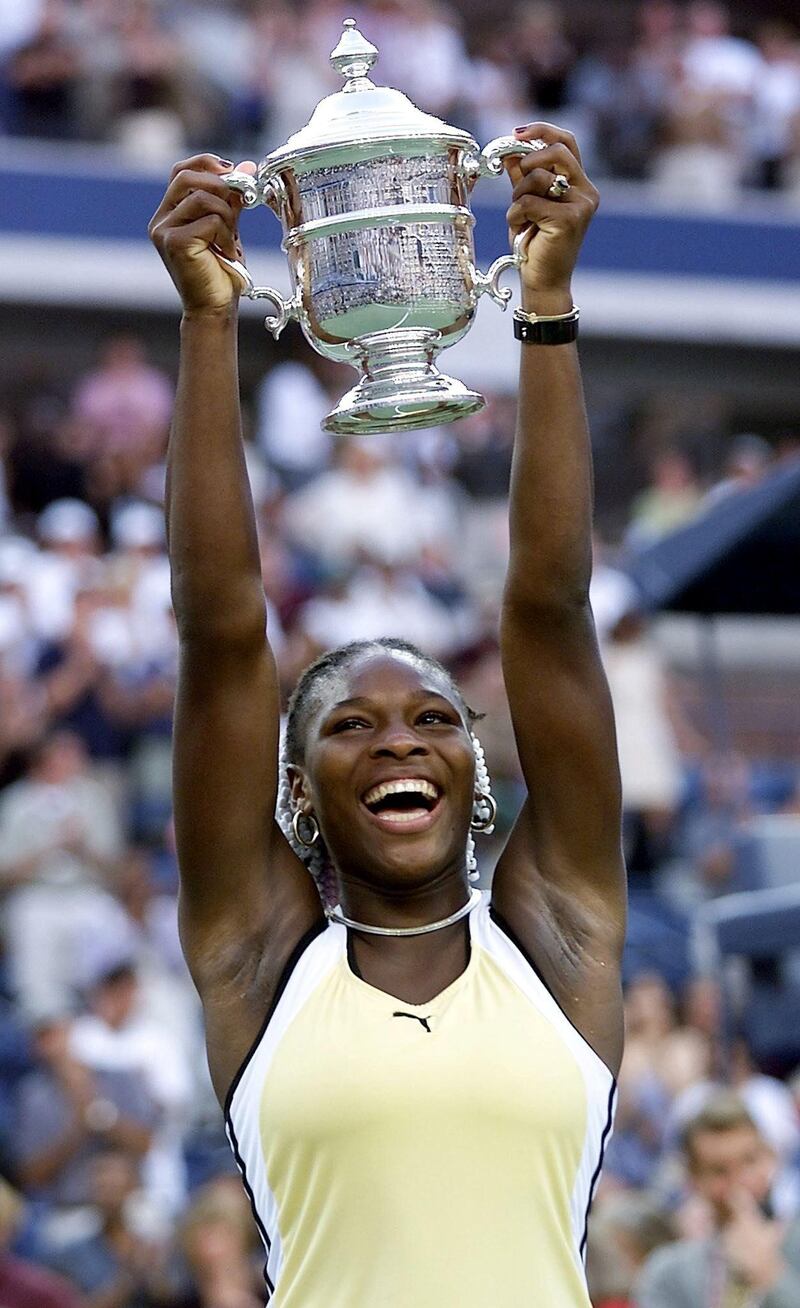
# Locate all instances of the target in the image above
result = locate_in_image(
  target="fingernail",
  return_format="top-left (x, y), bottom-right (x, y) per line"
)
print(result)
top-left (514, 125), bottom-right (533, 134)
top-left (217, 158), bottom-right (234, 169)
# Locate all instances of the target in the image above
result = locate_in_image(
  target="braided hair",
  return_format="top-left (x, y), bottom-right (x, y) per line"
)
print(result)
top-left (276, 639), bottom-right (495, 906)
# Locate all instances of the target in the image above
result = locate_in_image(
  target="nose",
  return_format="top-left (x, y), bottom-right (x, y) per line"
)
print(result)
top-left (369, 723), bottom-right (429, 759)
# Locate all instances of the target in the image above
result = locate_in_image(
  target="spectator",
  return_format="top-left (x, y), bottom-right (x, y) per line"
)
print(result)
top-left (681, 2), bottom-right (763, 114)
top-left (45, 1146), bottom-right (175, 1307)
top-left (0, 731), bottom-right (125, 1016)
top-left (0, 1177), bottom-right (80, 1308)
top-left (4, 0), bottom-right (80, 140)
top-left (513, 0), bottom-right (577, 116)
top-left (636, 1092), bottom-right (800, 1306)
top-left (297, 561), bottom-right (471, 661)
top-left (70, 957), bottom-right (193, 1217)
top-left (71, 336), bottom-right (173, 466)
top-left (752, 21), bottom-right (800, 189)
top-left (588, 1192), bottom-right (676, 1308)
top-left (598, 588), bottom-right (683, 878)
top-left (28, 498), bottom-right (101, 644)
top-left (11, 1010), bottom-right (158, 1212)
top-left (282, 435), bottom-right (457, 568)
top-left (168, 1181), bottom-right (264, 1308)
top-left (254, 358), bottom-right (333, 490)
top-left (627, 449), bottom-right (702, 547)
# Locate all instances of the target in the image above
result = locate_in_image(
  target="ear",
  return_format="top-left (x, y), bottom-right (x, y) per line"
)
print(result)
top-left (287, 764), bottom-right (312, 812)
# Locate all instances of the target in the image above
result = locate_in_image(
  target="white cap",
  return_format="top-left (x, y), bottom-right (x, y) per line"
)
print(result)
top-left (37, 498), bottom-right (99, 545)
top-left (110, 501), bottom-right (165, 550)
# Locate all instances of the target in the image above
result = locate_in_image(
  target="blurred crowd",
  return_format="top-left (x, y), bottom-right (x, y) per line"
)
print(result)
top-left (0, 326), bottom-right (799, 1304)
top-left (2, 0), bottom-right (800, 206)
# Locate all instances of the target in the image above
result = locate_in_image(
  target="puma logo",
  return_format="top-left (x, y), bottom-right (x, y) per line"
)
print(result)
top-left (393, 1011), bottom-right (432, 1033)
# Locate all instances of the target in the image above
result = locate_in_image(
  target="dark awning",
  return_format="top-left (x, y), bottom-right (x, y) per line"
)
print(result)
top-left (626, 458), bottom-right (800, 616)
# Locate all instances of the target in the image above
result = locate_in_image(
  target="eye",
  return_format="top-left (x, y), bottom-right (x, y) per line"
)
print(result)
top-left (331, 717), bottom-right (370, 733)
top-left (417, 709), bottom-right (454, 726)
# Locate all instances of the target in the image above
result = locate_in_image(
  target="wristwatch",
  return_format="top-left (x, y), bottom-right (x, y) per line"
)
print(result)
top-left (513, 305), bottom-right (580, 345)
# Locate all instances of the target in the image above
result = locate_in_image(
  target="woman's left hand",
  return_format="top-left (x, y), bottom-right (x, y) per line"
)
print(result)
top-left (505, 123), bottom-right (599, 304)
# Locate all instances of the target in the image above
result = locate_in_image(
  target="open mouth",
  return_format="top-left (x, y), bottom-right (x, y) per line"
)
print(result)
top-left (361, 778), bottom-right (442, 830)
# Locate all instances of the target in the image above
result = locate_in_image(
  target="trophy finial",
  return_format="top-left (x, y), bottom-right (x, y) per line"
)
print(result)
top-left (330, 18), bottom-right (378, 87)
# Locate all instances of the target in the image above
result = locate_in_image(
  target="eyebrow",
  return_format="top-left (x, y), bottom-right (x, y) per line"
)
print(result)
top-left (326, 689), bottom-right (459, 715)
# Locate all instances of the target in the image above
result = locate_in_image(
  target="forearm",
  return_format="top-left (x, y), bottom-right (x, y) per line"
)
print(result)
top-left (168, 308), bottom-right (266, 643)
top-left (506, 286), bottom-right (593, 610)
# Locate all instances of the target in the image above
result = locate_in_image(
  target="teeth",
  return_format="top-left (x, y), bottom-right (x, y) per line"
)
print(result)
top-left (363, 778), bottom-right (439, 807)
top-left (373, 808), bottom-right (431, 824)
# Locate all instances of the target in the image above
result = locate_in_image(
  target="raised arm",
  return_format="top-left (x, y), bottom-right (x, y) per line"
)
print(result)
top-left (491, 126), bottom-right (625, 1071)
top-left (149, 156), bottom-right (321, 1098)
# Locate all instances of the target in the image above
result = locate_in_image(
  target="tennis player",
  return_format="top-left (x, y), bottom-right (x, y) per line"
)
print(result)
top-left (149, 121), bottom-right (625, 1307)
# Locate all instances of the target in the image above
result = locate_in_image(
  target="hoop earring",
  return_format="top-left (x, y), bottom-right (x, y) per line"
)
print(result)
top-left (292, 809), bottom-right (320, 848)
top-left (470, 791), bottom-right (497, 834)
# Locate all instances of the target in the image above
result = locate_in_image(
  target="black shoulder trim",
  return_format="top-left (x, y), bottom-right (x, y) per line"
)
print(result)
top-left (488, 903), bottom-right (617, 1080)
top-left (223, 916), bottom-right (327, 1119)
top-left (580, 1079), bottom-right (617, 1260)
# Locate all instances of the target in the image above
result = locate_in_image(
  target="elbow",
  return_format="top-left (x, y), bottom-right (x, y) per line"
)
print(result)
top-left (173, 581), bottom-right (268, 650)
top-left (502, 584), bottom-right (593, 627)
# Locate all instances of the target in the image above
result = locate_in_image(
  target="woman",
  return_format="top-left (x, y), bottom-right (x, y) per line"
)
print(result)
top-left (149, 123), bottom-right (626, 1307)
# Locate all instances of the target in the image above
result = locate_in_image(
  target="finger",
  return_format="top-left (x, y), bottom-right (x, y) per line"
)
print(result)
top-left (513, 121), bottom-right (584, 169)
top-left (159, 168), bottom-right (240, 216)
top-left (512, 166), bottom-right (586, 204)
top-left (151, 194), bottom-right (237, 258)
top-left (506, 191), bottom-right (590, 233)
top-left (168, 153), bottom-right (234, 183)
top-left (514, 141), bottom-right (589, 190)
top-left (162, 213), bottom-right (239, 262)
top-left (160, 190), bottom-right (237, 234)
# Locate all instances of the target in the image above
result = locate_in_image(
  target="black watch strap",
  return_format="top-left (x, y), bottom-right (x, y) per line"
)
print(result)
top-left (513, 306), bottom-right (580, 345)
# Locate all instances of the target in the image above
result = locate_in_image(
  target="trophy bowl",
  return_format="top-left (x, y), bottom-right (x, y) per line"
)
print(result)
top-left (220, 19), bottom-right (540, 434)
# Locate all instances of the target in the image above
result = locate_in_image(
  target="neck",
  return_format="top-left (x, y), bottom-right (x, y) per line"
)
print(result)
top-left (335, 869), bottom-right (473, 935)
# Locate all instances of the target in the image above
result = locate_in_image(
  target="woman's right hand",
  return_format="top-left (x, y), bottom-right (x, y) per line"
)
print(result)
top-left (148, 154), bottom-right (257, 313)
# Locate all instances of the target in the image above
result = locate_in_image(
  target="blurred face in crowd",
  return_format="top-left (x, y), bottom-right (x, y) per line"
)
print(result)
top-left (90, 1150), bottom-right (140, 1220)
top-left (688, 2), bottom-right (730, 38)
top-left (624, 973), bottom-right (675, 1039)
top-left (688, 1124), bottom-right (775, 1224)
top-left (33, 1017), bottom-right (72, 1064)
top-left (33, 731), bottom-right (88, 784)
top-left (90, 966), bottom-right (139, 1029)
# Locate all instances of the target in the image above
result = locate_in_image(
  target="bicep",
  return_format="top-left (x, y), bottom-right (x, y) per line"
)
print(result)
top-left (172, 634), bottom-right (318, 975)
top-left (496, 599), bottom-right (625, 925)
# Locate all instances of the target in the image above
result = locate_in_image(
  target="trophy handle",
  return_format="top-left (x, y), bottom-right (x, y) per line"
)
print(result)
top-left (211, 251), bottom-right (300, 338)
top-left (215, 169), bottom-right (297, 336)
top-left (470, 231), bottom-right (529, 309)
top-left (474, 134), bottom-right (547, 179)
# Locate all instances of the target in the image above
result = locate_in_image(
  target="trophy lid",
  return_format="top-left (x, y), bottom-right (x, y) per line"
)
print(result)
top-left (264, 18), bottom-right (475, 170)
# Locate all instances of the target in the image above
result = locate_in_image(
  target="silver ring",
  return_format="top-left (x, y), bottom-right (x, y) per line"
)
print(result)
top-left (548, 173), bottom-right (570, 199)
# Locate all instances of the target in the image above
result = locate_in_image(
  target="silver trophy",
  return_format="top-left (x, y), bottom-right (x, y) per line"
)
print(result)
top-left (219, 18), bottom-right (538, 434)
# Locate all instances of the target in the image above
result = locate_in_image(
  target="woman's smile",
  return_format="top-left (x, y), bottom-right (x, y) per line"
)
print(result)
top-left (361, 776), bottom-right (444, 832)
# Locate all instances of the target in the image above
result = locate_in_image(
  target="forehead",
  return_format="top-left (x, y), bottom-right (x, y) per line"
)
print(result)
top-left (692, 1125), bottom-right (762, 1167)
top-left (309, 650), bottom-right (461, 724)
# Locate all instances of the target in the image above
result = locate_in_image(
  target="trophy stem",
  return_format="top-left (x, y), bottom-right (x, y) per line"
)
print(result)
top-left (323, 329), bottom-right (484, 435)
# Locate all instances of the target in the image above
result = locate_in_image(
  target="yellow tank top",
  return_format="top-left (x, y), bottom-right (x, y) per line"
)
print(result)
top-left (224, 895), bottom-right (616, 1307)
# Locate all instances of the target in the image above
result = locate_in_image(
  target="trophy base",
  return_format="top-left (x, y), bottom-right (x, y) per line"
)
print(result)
top-left (323, 329), bottom-right (484, 435)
